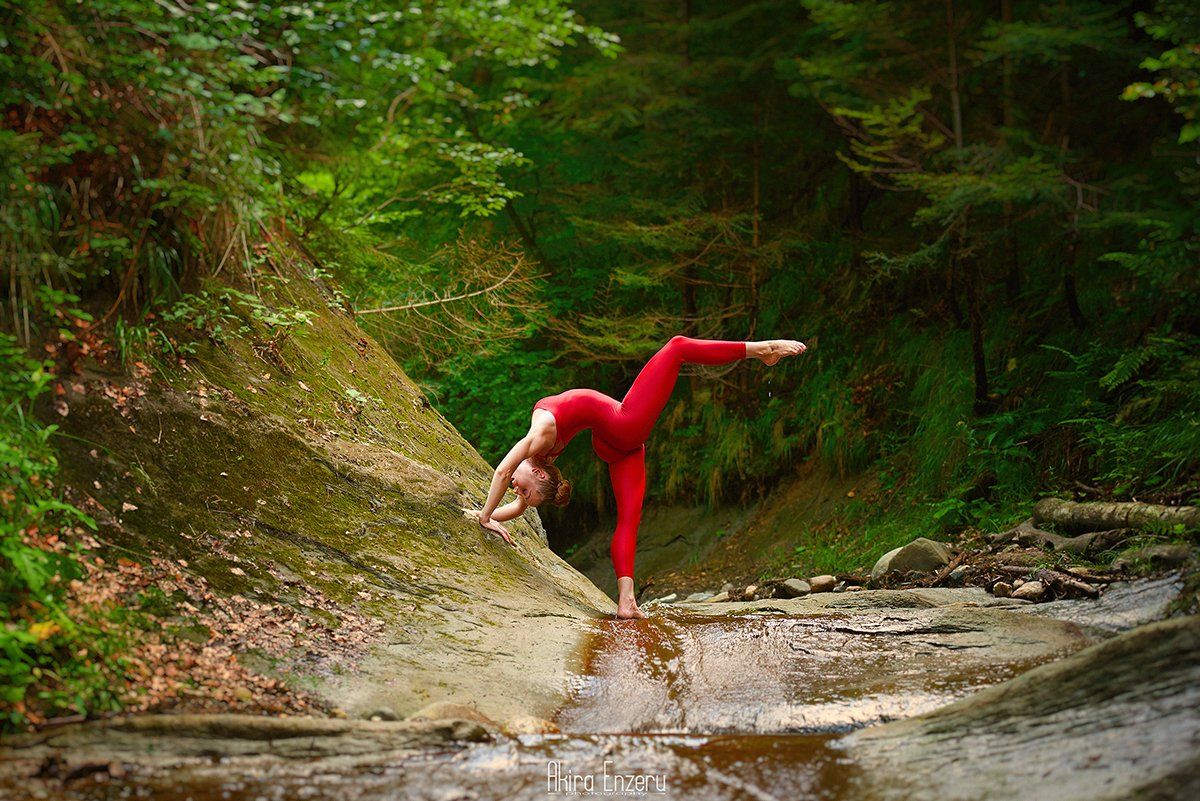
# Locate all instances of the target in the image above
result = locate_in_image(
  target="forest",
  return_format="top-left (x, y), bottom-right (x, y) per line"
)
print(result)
top-left (2, 0), bottom-right (1198, 735)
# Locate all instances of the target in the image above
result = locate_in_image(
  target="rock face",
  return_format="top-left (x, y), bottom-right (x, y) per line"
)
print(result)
top-left (871, 538), bottom-right (952, 580)
top-left (846, 614), bottom-right (1200, 801)
top-left (47, 266), bottom-right (613, 729)
top-left (0, 714), bottom-right (491, 766)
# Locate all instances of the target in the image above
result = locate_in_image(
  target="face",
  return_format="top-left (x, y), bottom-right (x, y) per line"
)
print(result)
top-left (512, 459), bottom-right (547, 507)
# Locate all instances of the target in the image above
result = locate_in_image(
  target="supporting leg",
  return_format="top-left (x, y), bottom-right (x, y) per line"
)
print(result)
top-left (608, 445), bottom-right (647, 619)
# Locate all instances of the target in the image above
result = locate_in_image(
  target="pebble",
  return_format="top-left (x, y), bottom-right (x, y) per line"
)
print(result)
top-left (744, 584), bottom-right (759, 600)
top-left (1012, 580), bottom-right (1046, 601)
top-left (721, 582), bottom-right (736, 594)
top-left (684, 591), bottom-right (715, 603)
top-left (650, 593), bottom-right (678, 605)
top-left (809, 575), bottom-right (836, 593)
top-left (846, 585), bottom-right (864, 592)
top-left (779, 578), bottom-right (811, 598)
top-left (368, 707), bottom-right (399, 721)
top-left (992, 581), bottom-right (1013, 598)
top-left (1013, 578), bottom-right (1026, 588)
top-left (505, 716), bottom-right (560, 735)
top-left (833, 581), bottom-right (846, 593)
top-left (946, 565), bottom-right (968, 587)
top-left (705, 591), bottom-right (730, 603)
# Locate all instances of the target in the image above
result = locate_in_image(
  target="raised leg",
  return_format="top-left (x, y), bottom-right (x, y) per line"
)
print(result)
top-left (618, 336), bottom-right (747, 444)
top-left (608, 445), bottom-right (647, 619)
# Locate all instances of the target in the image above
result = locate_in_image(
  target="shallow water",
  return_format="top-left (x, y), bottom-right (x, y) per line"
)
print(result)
top-left (55, 733), bottom-right (852, 801)
top-left (18, 604), bottom-right (1083, 801)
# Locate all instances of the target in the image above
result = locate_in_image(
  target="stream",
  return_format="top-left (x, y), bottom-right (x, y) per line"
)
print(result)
top-left (30, 585), bottom-right (1139, 801)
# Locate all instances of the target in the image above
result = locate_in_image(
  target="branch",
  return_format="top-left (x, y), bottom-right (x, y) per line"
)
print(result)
top-left (355, 262), bottom-right (530, 315)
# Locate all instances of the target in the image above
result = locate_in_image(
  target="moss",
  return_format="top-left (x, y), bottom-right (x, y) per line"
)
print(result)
top-left (43, 260), bottom-right (605, 719)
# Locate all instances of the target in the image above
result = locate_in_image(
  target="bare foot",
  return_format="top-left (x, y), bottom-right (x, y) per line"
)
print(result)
top-left (748, 339), bottom-right (806, 366)
top-left (616, 597), bottom-right (648, 620)
top-left (615, 576), bottom-right (648, 619)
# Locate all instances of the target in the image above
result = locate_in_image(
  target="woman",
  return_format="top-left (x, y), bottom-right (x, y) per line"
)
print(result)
top-left (465, 336), bottom-right (807, 619)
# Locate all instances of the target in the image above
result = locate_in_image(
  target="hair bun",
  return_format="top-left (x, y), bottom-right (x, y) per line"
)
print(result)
top-left (553, 479), bottom-right (573, 507)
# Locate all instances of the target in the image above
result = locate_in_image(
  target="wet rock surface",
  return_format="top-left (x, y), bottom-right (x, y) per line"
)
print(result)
top-left (38, 271), bottom-right (615, 733)
top-left (3, 579), bottom-right (1193, 801)
top-left (845, 613), bottom-right (1200, 801)
top-left (556, 598), bottom-right (1088, 735)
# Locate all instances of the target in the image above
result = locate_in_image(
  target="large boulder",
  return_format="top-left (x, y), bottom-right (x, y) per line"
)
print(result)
top-left (846, 614), bottom-right (1200, 801)
top-left (45, 263), bottom-right (614, 731)
top-left (872, 538), bottom-right (952, 580)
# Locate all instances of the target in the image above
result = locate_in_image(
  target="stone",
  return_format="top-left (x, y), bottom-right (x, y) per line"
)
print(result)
top-left (846, 615), bottom-right (1200, 801)
top-left (721, 582), bottom-right (735, 594)
top-left (992, 581), bottom-right (1012, 598)
top-left (408, 701), bottom-right (498, 729)
top-left (744, 584), bottom-right (759, 600)
top-left (649, 593), bottom-right (678, 605)
top-left (684, 591), bottom-right (715, 603)
top-left (810, 575), bottom-right (837, 593)
top-left (871, 538), bottom-right (953, 581)
top-left (504, 716), bottom-right (559, 735)
top-left (1013, 578), bottom-right (1025, 588)
top-left (946, 565), bottom-right (968, 587)
top-left (1012, 580), bottom-right (1046, 601)
top-left (366, 707), bottom-right (399, 722)
top-left (705, 591), bottom-right (730, 603)
top-left (833, 581), bottom-right (846, 593)
top-left (846, 585), bottom-right (864, 592)
top-left (778, 578), bottom-right (811, 598)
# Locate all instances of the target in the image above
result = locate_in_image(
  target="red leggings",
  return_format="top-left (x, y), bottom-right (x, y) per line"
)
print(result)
top-left (582, 336), bottom-right (747, 579)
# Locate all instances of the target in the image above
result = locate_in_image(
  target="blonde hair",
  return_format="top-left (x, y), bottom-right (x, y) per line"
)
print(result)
top-left (529, 455), bottom-right (572, 507)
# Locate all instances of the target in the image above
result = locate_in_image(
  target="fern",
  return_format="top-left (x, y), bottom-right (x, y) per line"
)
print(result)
top-left (1100, 345), bottom-right (1153, 391)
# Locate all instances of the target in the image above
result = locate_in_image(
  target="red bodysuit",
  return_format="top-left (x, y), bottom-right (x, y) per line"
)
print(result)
top-left (532, 336), bottom-right (747, 579)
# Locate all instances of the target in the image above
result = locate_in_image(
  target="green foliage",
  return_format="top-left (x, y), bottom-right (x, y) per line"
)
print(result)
top-left (0, 332), bottom-right (132, 731)
top-left (1124, 0), bottom-right (1200, 143)
top-left (4, 0), bottom-right (1199, 583)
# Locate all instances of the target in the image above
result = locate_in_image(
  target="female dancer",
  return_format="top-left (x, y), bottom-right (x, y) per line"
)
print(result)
top-left (465, 336), bottom-right (806, 619)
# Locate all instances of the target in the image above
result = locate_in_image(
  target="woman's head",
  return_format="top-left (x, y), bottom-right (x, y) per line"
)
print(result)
top-left (511, 455), bottom-right (572, 508)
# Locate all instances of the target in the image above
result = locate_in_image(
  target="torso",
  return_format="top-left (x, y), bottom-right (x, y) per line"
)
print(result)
top-left (530, 408), bottom-right (562, 460)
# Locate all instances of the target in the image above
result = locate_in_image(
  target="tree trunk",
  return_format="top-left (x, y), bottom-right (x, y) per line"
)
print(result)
top-left (1033, 497), bottom-right (1200, 534)
top-left (1001, 0), bottom-right (1020, 301)
top-left (964, 249), bottom-right (990, 414)
top-left (1057, 0), bottom-right (1085, 328)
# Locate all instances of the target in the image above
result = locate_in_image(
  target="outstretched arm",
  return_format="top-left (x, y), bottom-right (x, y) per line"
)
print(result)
top-left (468, 434), bottom-right (535, 545)
top-left (489, 497), bottom-right (528, 522)
top-left (481, 434), bottom-right (534, 519)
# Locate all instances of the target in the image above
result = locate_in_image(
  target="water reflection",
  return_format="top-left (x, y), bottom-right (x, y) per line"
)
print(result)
top-left (21, 605), bottom-right (1081, 801)
top-left (46, 732), bottom-right (856, 801)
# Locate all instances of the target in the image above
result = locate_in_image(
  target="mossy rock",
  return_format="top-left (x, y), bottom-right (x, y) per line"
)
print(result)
top-left (48, 263), bottom-right (613, 726)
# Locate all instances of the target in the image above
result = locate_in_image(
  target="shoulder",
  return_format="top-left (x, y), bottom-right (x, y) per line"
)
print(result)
top-left (528, 408), bottom-right (558, 453)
